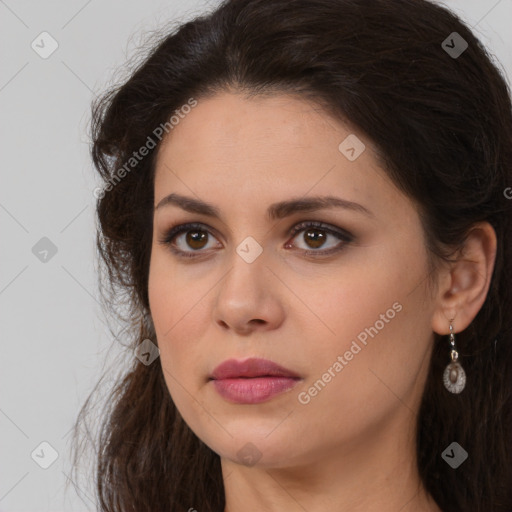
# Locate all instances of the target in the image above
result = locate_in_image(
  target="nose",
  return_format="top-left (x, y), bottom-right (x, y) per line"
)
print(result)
top-left (212, 250), bottom-right (285, 335)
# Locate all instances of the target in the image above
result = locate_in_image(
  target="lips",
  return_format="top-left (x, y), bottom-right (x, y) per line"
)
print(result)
top-left (209, 357), bottom-right (302, 404)
top-left (210, 357), bottom-right (300, 380)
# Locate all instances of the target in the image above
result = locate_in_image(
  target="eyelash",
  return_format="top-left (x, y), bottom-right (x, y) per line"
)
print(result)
top-left (158, 221), bottom-right (354, 260)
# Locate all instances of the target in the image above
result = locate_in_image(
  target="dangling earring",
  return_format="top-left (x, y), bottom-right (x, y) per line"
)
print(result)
top-left (443, 321), bottom-right (466, 394)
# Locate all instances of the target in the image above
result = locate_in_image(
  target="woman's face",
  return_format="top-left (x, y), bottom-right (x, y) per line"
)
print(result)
top-left (148, 91), bottom-right (439, 468)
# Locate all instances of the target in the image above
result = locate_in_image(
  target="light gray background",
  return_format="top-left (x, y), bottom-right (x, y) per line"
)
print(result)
top-left (1, 0), bottom-right (511, 510)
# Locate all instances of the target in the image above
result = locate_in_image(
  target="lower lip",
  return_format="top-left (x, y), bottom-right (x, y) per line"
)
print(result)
top-left (211, 377), bottom-right (301, 404)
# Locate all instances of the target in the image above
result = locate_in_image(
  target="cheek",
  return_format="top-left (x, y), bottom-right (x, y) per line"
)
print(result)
top-left (148, 249), bottom-right (198, 337)
top-left (149, 294), bottom-right (217, 449)
top-left (148, 254), bottom-right (187, 377)
top-left (291, 238), bottom-right (432, 406)
top-left (148, 251), bottom-right (210, 386)
top-left (148, 255), bottom-right (172, 343)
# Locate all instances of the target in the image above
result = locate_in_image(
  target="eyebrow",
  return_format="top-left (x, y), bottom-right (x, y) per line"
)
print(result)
top-left (155, 193), bottom-right (374, 220)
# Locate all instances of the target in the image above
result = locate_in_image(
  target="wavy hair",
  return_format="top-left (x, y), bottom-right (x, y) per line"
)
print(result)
top-left (71, 0), bottom-right (512, 510)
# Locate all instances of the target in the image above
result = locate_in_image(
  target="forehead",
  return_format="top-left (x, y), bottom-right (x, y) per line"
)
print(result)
top-left (158, 92), bottom-right (351, 153)
top-left (152, 91), bottom-right (410, 226)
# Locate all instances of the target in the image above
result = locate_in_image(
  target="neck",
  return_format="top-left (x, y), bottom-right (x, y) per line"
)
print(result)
top-left (221, 408), bottom-right (442, 512)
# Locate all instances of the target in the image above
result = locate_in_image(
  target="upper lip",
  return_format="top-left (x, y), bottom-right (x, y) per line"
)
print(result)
top-left (210, 357), bottom-right (301, 380)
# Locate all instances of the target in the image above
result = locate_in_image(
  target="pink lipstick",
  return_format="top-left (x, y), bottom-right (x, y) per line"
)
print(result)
top-left (210, 357), bottom-right (301, 404)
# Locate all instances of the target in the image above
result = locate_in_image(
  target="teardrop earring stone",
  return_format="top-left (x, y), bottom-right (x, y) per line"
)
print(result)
top-left (443, 362), bottom-right (466, 394)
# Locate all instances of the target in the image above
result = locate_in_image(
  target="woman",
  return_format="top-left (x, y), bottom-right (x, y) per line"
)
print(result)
top-left (72, 0), bottom-right (512, 510)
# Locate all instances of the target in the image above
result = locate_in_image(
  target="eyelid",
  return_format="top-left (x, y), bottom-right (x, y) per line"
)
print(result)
top-left (157, 222), bottom-right (221, 258)
top-left (158, 222), bottom-right (220, 245)
top-left (158, 220), bottom-right (354, 258)
top-left (287, 220), bottom-right (353, 242)
top-left (285, 220), bottom-right (353, 257)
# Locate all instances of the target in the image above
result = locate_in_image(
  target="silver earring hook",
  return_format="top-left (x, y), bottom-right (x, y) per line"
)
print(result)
top-left (448, 321), bottom-right (458, 362)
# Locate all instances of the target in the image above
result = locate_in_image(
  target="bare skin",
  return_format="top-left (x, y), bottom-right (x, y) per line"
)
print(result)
top-left (148, 91), bottom-right (496, 512)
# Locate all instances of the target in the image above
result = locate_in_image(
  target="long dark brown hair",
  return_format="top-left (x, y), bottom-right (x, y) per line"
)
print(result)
top-left (70, 0), bottom-right (512, 510)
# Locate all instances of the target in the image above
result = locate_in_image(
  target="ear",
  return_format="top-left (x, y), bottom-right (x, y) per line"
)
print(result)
top-left (431, 222), bottom-right (497, 335)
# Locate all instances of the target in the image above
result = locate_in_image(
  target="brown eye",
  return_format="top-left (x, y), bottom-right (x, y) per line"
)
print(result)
top-left (159, 220), bottom-right (353, 260)
top-left (287, 221), bottom-right (353, 255)
top-left (159, 222), bottom-right (222, 258)
top-left (302, 229), bottom-right (327, 249)
top-left (185, 230), bottom-right (209, 250)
